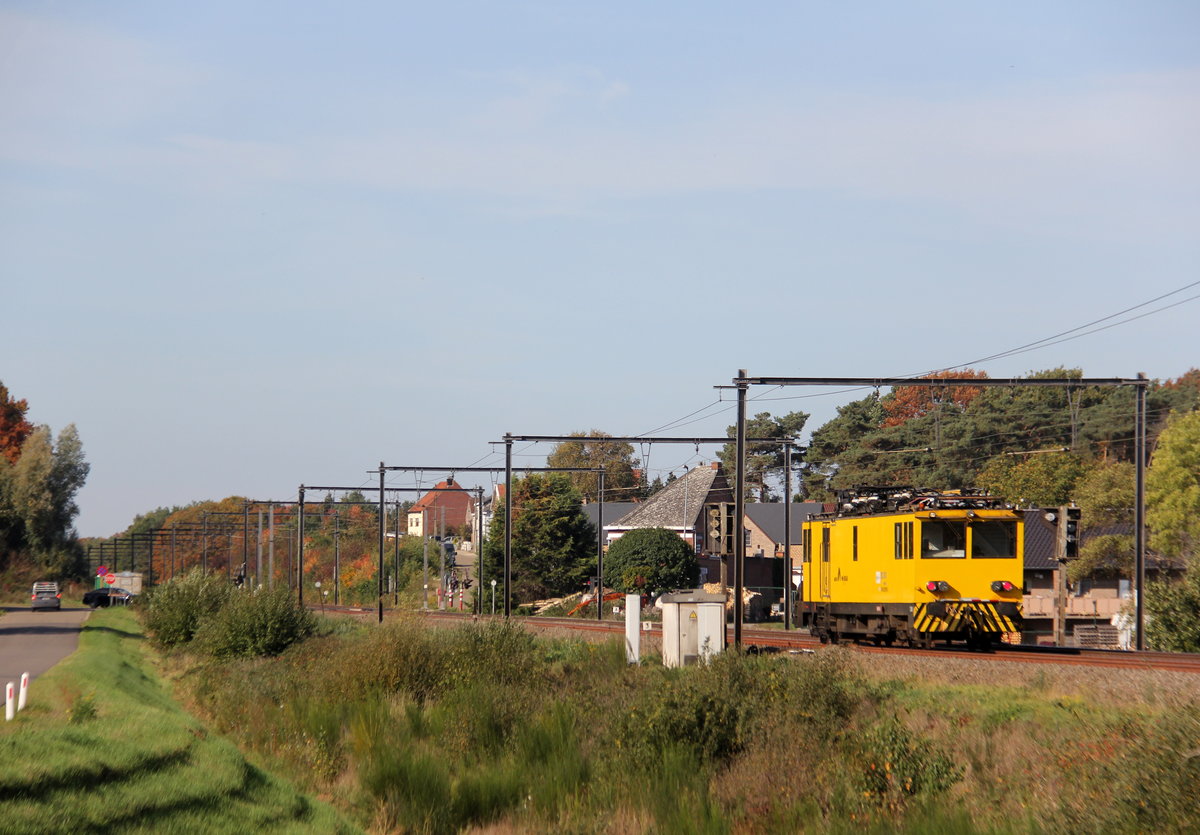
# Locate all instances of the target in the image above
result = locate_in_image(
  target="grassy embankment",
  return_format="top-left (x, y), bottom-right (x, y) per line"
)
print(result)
top-left (0, 607), bottom-right (360, 834)
top-left (179, 613), bottom-right (1200, 834)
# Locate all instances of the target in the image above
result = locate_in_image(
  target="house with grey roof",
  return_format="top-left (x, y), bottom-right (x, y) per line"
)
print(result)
top-left (606, 463), bottom-right (734, 553)
top-left (743, 502), bottom-right (825, 557)
top-left (581, 502), bottom-right (639, 533)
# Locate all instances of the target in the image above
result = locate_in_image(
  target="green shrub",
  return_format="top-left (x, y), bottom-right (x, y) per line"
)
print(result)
top-left (782, 646), bottom-right (868, 741)
top-left (622, 653), bottom-right (764, 764)
top-left (333, 618), bottom-right (542, 703)
top-left (193, 586), bottom-right (316, 658)
top-left (854, 717), bottom-right (961, 811)
top-left (604, 526), bottom-right (698, 594)
top-left (141, 569), bottom-right (231, 648)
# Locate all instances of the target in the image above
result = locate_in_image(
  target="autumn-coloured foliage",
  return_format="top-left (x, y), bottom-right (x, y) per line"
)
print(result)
top-left (0, 381), bottom-right (34, 464)
top-left (880, 369), bottom-right (989, 428)
top-left (1161, 367), bottom-right (1200, 392)
top-left (341, 552), bottom-right (377, 587)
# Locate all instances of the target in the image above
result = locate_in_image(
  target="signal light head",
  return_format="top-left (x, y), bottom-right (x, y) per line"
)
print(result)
top-left (991, 580), bottom-right (1016, 593)
top-left (925, 580), bottom-right (950, 593)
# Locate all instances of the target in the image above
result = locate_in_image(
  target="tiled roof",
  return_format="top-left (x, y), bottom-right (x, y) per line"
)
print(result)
top-left (744, 502), bottom-right (824, 544)
top-left (410, 480), bottom-right (472, 511)
top-left (611, 465), bottom-right (732, 529)
top-left (582, 502), bottom-right (640, 530)
top-left (1023, 510), bottom-right (1058, 570)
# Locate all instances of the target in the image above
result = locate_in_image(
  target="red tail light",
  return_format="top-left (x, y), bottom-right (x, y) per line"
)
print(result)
top-left (925, 580), bottom-right (950, 593)
top-left (990, 580), bottom-right (1015, 593)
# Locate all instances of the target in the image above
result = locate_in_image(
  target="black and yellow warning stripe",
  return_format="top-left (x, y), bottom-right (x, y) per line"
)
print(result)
top-left (914, 601), bottom-right (1021, 634)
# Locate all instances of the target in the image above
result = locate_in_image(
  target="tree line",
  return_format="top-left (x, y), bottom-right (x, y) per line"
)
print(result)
top-left (0, 381), bottom-right (89, 577)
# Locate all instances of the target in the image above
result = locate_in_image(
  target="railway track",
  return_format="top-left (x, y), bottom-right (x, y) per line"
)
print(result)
top-left (317, 606), bottom-right (1200, 673)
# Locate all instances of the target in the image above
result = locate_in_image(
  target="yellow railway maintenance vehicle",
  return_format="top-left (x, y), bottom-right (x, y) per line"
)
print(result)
top-left (800, 487), bottom-right (1023, 649)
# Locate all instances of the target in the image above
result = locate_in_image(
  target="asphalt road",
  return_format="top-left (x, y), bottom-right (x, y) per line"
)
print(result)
top-left (0, 605), bottom-right (91, 705)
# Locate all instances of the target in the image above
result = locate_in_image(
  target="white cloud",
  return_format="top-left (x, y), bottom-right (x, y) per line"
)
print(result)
top-left (3, 9), bottom-right (1197, 239)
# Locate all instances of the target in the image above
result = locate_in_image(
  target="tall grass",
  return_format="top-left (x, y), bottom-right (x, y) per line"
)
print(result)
top-left (176, 615), bottom-right (1200, 834)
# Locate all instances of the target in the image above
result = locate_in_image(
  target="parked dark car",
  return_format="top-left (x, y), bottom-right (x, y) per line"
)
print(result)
top-left (82, 587), bottom-right (135, 608)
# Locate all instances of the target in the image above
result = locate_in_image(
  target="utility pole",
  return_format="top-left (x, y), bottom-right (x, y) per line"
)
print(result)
top-left (1135, 375), bottom-right (1147, 649)
top-left (242, 502), bottom-right (249, 588)
top-left (734, 369), bottom-right (748, 648)
top-left (783, 440), bottom-right (794, 631)
top-left (297, 486), bottom-right (306, 607)
top-left (256, 508), bottom-right (263, 589)
top-left (505, 437), bottom-right (513, 617)
top-left (333, 511), bottom-right (340, 606)
top-left (476, 486), bottom-right (484, 615)
top-left (268, 504), bottom-right (275, 590)
top-left (378, 462), bottom-right (386, 623)
top-left (1053, 509), bottom-right (1068, 647)
top-left (394, 498), bottom-right (401, 605)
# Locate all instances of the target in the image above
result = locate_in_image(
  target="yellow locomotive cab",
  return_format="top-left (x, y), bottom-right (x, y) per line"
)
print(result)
top-left (800, 487), bottom-right (1023, 648)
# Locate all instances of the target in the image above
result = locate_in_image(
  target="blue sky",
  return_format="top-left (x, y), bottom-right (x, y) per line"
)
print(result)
top-left (3, 2), bottom-right (1198, 536)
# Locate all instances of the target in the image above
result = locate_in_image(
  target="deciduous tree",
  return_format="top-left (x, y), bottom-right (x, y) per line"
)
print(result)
top-left (546, 431), bottom-right (638, 502)
top-left (1144, 410), bottom-right (1200, 651)
top-left (9, 424), bottom-right (89, 574)
top-left (1146, 574), bottom-right (1200, 652)
top-left (1147, 410), bottom-right (1200, 563)
top-left (975, 451), bottom-right (1085, 508)
top-left (1068, 460), bottom-right (1136, 581)
top-left (0, 381), bottom-right (33, 465)
top-left (880, 369), bottom-right (988, 428)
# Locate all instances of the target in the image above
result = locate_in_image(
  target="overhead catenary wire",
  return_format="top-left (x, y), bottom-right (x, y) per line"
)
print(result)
top-left (732, 280), bottom-right (1200, 411)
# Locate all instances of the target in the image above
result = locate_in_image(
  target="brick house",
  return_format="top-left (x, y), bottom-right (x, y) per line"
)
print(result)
top-left (407, 478), bottom-right (473, 538)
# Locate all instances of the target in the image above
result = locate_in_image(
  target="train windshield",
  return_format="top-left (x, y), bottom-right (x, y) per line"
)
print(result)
top-left (921, 520), bottom-right (966, 558)
top-left (971, 521), bottom-right (1018, 558)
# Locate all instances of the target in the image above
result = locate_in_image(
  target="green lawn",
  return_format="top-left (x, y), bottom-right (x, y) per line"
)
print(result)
top-left (0, 608), bottom-right (360, 834)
